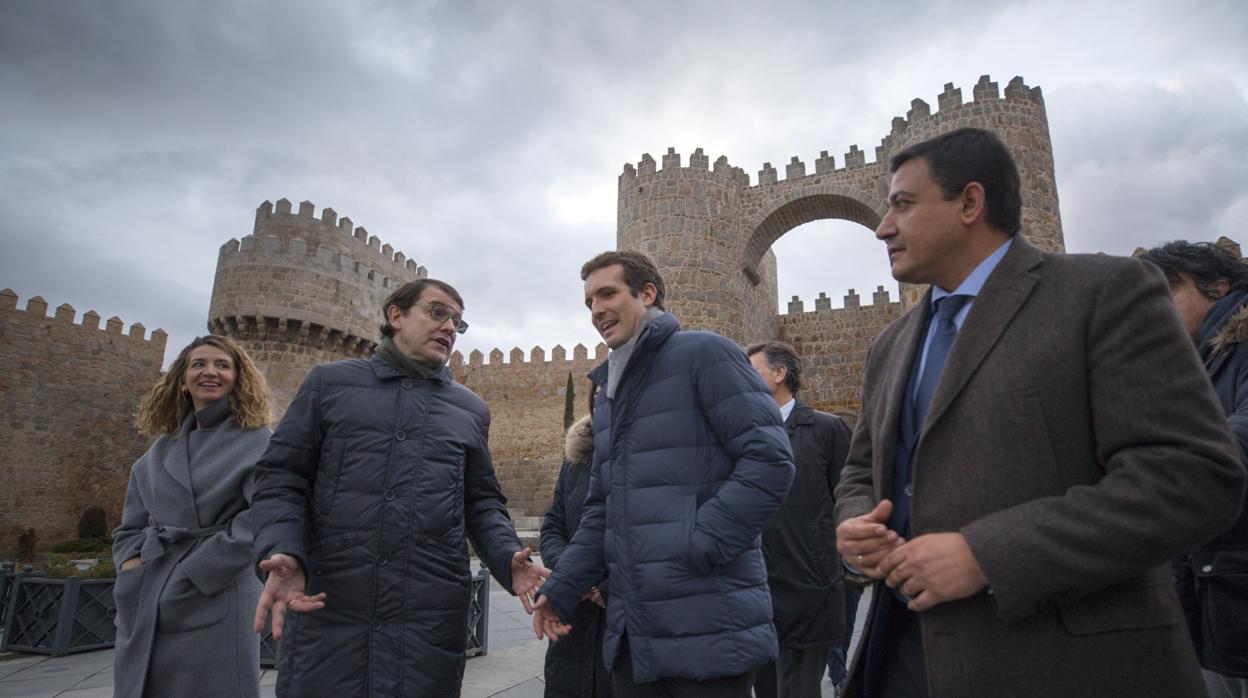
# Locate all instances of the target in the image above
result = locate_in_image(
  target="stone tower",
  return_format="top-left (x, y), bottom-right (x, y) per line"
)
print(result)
top-left (208, 198), bottom-right (426, 413)
top-left (617, 75), bottom-right (1063, 344)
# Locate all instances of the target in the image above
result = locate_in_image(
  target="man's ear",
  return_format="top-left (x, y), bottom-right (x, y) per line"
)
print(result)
top-left (641, 282), bottom-right (659, 308)
top-left (1211, 279), bottom-right (1231, 300)
top-left (959, 182), bottom-right (988, 226)
top-left (386, 304), bottom-right (403, 332)
top-left (774, 365), bottom-right (787, 386)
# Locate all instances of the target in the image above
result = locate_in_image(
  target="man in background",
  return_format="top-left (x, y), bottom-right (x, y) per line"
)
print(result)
top-left (747, 341), bottom-right (853, 698)
top-left (1141, 240), bottom-right (1248, 698)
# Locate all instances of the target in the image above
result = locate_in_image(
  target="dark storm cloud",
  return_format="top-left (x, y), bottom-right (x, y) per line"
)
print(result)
top-left (1, 0), bottom-right (1246, 364)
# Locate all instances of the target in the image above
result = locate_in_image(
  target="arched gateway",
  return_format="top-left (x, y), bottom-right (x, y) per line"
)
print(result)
top-left (616, 74), bottom-right (1064, 412)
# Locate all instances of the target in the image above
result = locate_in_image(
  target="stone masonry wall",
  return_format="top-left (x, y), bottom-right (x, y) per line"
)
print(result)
top-left (449, 343), bottom-right (607, 517)
top-left (778, 286), bottom-right (903, 413)
top-left (209, 199), bottom-right (425, 415)
top-left (0, 289), bottom-right (166, 551)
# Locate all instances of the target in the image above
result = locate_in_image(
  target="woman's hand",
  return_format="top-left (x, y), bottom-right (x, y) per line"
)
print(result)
top-left (121, 557), bottom-right (142, 572)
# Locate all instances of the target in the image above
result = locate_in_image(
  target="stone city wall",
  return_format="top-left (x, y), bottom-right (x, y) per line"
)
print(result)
top-left (449, 343), bottom-right (607, 518)
top-left (0, 289), bottom-right (166, 551)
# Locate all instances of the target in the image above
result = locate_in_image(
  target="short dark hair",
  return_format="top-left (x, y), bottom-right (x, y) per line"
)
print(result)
top-left (890, 127), bottom-right (1022, 236)
top-left (379, 278), bottom-right (465, 338)
top-left (1140, 241), bottom-right (1248, 297)
top-left (746, 340), bottom-right (801, 396)
top-left (580, 250), bottom-right (666, 310)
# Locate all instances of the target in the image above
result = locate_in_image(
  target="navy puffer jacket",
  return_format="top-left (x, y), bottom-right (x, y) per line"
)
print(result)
top-left (252, 354), bottom-right (521, 697)
top-left (539, 313), bottom-right (796, 683)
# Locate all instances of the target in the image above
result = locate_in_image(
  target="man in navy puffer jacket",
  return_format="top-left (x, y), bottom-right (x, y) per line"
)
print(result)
top-left (534, 251), bottom-right (796, 697)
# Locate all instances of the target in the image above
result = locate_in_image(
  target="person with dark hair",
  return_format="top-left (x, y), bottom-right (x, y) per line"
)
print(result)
top-left (1141, 240), bottom-right (1248, 698)
top-left (113, 335), bottom-right (273, 698)
top-left (834, 127), bottom-right (1245, 697)
top-left (746, 341), bottom-right (852, 698)
top-left (540, 382), bottom-right (611, 698)
top-left (532, 250), bottom-right (795, 697)
top-left (250, 278), bottom-right (550, 697)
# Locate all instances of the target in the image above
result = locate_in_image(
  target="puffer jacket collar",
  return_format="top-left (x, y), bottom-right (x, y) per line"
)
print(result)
top-left (368, 351), bottom-right (454, 384)
top-left (587, 312), bottom-right (680, 390)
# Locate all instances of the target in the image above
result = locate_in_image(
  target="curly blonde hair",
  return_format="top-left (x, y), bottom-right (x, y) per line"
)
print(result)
top-left (136, 335), bottom-right (272, 436)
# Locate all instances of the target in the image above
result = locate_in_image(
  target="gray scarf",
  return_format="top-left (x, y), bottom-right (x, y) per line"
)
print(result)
top-left (376, 335), bottom-right (439, 380)
top-left (606, 307), bottom-right (665, 399)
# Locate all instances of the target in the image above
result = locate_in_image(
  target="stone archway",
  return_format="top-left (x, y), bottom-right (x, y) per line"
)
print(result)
top-left (741, 190), bottom-right (885, 286)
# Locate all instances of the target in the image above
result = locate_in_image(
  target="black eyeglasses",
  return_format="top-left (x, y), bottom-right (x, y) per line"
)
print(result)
top-left (420, 302), bottom-right (469, 334)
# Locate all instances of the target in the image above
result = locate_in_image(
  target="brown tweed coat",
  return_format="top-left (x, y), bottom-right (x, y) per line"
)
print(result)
top-left (835, 237), bottom-right (1246, 698)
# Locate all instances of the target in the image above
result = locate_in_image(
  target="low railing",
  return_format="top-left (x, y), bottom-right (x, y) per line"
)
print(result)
top-left (1, 564), bottom-right (490, 661)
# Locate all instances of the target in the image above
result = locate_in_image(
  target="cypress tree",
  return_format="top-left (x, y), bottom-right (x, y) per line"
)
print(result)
top-left (563, 371), bottom-right (575, 430)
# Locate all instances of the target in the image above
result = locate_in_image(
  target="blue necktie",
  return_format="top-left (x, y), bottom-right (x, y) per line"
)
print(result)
top-left (910, 294), bottom-right (969, 431)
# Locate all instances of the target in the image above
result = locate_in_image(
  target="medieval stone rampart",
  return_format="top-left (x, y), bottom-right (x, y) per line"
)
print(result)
top-left (449, 343), bottom-right (607, 516)
top-left (209, 198), bottom-right (426, 413)
top-left (0, 289), bottom-right (166, 550)
top-left (778, 286), bottom-right (903, 413)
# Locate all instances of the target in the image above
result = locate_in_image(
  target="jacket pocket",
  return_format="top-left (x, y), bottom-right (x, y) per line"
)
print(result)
top-left (1058, 575), bottom-right (1181, 635)
top-left (113, 563), bottom-right (145, 637)
top-left (157, 566), bottom-right (229, 633)
top-left (683, 495), bottom-right (713, 576)
top-left (1192, 547), bottom-right (1248, 655)
top-left (313, 440), bottom-right (347, 518)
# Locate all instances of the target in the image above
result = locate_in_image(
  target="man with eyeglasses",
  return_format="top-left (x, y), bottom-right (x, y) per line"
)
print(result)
top-left (250, 278), bottom-right (549, 697)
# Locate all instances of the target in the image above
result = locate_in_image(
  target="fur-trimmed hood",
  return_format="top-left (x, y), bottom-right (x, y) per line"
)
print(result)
top-left (563, 414), bottom-right (594, 465)
top-left (1210, 302), bottom-right (1248, 356)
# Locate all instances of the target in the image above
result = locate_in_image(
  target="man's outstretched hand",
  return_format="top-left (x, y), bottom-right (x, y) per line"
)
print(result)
top-left (532, 595), bottom-right (572, 641)
top-left (253, 553), bottom-right (328, 640)
top-left (510, 547), bottom-right (552, 613)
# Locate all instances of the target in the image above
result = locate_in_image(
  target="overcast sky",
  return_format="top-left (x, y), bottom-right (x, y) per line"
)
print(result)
top-left (2, 0), bottom-right (1246, 366)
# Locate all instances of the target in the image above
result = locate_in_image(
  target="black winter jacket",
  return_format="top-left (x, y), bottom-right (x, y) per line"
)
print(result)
top-left (538, 313), bottom-right (796, 683)
top-left (540, 415), bottom-right (611, 697)
top-left (1176, 292), bottom-right (1248, 678)
top-left (763, 402), bottom-right (852, 650)
top-left (252, 354), bottom-right (521, 697)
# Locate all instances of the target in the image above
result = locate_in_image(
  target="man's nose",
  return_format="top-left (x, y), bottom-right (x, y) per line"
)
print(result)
top-left (875, 213), bottom-right (895, 240)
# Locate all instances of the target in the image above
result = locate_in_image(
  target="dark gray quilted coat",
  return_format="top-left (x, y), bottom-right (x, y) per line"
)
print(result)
top-left (252, 354), bottom-right (521, 697)
top-left (539, 313), bottom-right (796, 683)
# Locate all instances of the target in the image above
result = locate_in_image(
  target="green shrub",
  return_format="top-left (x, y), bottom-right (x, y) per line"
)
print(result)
top-left (78, 506), bottom-right (108, 539)
top-left (51, 537), bottom-right (111, 554)
top-left (42, 554), bottom-right (117, 579)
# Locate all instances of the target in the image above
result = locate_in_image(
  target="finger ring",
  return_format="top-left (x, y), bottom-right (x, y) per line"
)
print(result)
top-left (857, 554), bottom-right (864, 566)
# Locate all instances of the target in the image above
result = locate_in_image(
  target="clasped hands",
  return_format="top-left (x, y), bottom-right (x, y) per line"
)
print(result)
top-left (835, 500), bottom-right (988, 612)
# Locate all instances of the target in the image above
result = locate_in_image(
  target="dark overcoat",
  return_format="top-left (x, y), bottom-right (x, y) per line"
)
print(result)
top-left (835, 238), bottom-right (1246, 697)
top-left (251, 354), bottom-right (522, 697)
top-left (763, 403), bottom-right (852, 650)
top-left (538, 313), bottom-right (796, 683)
top-left (1174, 293), bottom-right (1248, 677)
top-left (540, 415), bottom-right (611, 698)
top-left (112, 400), bottom-right (269, 698)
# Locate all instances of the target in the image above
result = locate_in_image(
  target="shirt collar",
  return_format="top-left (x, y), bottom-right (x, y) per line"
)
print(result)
top-left (778, 398), bottom-right (796, 422)
top-left (931, 237), bottom-right (1013, 304)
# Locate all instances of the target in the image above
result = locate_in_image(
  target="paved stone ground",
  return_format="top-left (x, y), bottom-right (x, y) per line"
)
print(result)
top-left (0, 566), bottom-right (868, 698)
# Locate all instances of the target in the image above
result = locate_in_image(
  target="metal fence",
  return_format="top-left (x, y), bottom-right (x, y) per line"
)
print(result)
top-left (2, 564), bottom-right (489, 661)
top-left (0, 569), bottom-right (116, 656)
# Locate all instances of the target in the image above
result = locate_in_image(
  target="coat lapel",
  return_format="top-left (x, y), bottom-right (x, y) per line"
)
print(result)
top-left (922, 238), bottom-right (1043, 436)
top-left (163, 413), bottom-right (198, 506)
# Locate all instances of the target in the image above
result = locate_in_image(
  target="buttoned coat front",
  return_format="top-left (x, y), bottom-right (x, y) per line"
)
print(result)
top-left (112, 404), bottom-right (269, 698)
top-left (251, 354), bottom-right (521, 698)
top-left (835, 238), bottom-right (1247, 698)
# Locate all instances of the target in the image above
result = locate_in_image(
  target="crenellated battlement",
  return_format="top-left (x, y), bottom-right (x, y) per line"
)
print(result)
top-left (216, 233), bottom-right (423, 293)
top-left (450, 342), bottom-right (609, 368)
top-left (779, 285), bottom-right (901, 317)
top-left (0, 288), bottom-right (168, 350)
top-left (251, 198), bottom-right (426, 283)
top-left (621, 75), bottom-right (1046, 191)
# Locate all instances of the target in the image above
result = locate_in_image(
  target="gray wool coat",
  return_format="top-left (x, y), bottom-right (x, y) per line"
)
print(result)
top-left (112, 399), bottom-right (270, 698)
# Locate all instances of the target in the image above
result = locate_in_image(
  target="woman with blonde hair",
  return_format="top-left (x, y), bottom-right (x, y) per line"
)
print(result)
top-left (112, 335), bottom-right (273, 698)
